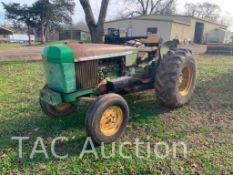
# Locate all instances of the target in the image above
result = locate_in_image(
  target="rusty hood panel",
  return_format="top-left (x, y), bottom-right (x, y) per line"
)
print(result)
top-left (67, 43), bottom-right (136, 61)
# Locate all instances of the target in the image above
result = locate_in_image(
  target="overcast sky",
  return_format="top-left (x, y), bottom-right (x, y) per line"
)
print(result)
top-left (1, 0), bottom-right (233, 29)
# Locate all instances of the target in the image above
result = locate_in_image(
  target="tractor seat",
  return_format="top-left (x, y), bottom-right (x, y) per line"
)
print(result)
top-left (138, 46), bottom-right (158, 52)
top-left (140, 34), bottom-right (163, 44)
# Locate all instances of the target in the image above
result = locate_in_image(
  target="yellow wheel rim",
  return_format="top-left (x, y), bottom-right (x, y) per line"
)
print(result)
top-left (100, 106), bottom-right (123, 136)
top-left (178, 65), bottom-right (193, 96)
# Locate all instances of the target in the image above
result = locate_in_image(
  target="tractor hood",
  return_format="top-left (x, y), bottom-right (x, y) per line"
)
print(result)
top-left (67, 43), bottom-right (135, 61)
top-left (42, 43), bottom-right (136, 63)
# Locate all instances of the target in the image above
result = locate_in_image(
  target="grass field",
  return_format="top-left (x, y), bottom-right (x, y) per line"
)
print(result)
top-left (0, 55), bottom-right (233, 174)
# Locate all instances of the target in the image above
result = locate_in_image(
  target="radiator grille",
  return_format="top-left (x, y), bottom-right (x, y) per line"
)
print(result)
top-left (75, 61), bottom-right (99, 89)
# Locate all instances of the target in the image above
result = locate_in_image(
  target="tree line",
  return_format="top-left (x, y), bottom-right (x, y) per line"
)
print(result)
top-left (2, 0), bottom-right (222, 44)
top-left (184, 2), bottom-right (221, 23)
top-left (2, 0), bottom-right (75, 44)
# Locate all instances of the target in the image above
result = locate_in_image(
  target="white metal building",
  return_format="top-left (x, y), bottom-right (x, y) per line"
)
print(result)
top-left (104, 15), bottom-right (228, 44)
top-left (205, 28), bottom-right (233, 44)
top-left (9, 34), bottom-right (35, 43)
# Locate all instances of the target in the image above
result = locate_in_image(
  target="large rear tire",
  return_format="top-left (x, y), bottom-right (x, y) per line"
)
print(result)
top-left (155, 48), bottom-right (196, 108)
top-left (85, 93), bottom-right (129, 144)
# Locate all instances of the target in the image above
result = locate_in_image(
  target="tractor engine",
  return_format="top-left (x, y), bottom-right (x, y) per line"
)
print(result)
top-left (75, 57), bottom-right (124, 90)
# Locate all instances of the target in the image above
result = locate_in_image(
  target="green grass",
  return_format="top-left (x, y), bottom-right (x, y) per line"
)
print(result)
top-left (0, 55), bottom-right (233, 174)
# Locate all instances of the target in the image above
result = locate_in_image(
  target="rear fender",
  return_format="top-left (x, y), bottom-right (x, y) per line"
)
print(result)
top-left (160, 40), bottom-right (178, 58)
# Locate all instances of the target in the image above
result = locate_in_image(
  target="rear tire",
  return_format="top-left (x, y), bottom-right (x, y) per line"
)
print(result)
top-left (85, 93), bottom-right (129, 144)
top-left (155, 48), bottom-right (196, 108)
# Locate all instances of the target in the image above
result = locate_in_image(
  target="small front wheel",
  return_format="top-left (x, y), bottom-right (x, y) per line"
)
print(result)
top-left (39, 99), bottom-right (76, 118)
top-left (85, 93), bottom-right (129, 144)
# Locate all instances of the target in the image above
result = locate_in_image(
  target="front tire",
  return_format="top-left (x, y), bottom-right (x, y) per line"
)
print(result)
top-left (85, 93), bottom-right (129, 144)
top-left (155, 48), bottom-right (196, 108)
top-left (39, 99), bottom-right (76, 118)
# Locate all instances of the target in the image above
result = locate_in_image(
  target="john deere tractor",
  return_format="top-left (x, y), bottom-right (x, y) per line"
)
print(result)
top-left (40, 34), bottom-right (196, 144)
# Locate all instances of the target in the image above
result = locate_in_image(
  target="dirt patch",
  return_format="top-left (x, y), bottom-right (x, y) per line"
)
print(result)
top-left (0, 47), bottom-right (42, 61)
top-left (181, 44), bottom-right (207, 55)
top-left (0, 44), bottom-right (207, 60)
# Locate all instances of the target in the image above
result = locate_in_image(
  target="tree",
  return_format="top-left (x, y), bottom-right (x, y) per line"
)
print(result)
top-left (184, 2), bottom-right (221, 22)
top-left (79, 0), bottom-right (109, 43)
top-left (184, 3), bottom-right (197, 17)
top-left (32, 0), bottom-right (75, 44)
top-left (2, 3), bottom-right (36, 45)
top-left (73, 21), bottom-right (89, 32)
top-left (3, 0), bottom-right (75, 44)
top-left (122, 0), bottom-right (177, 17)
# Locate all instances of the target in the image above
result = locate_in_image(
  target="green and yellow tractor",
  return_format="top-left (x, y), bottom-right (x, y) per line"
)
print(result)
top-left (40, 34), bottom-right (196, 144)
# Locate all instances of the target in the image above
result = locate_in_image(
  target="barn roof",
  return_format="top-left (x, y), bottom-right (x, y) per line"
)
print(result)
top-left (0, 26), bottom-right (13, 35)
top-left (105, 14), bottom-right (227, 29)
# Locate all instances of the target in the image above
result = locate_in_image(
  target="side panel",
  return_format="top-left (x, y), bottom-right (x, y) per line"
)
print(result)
top-left (125, 49), bottom-right (138, 66)
top-left (40, 87), bottom-right (93, 105)
top-left (43, 62), bottom-right (76, 93)
top-left (40, 87), bottom-right (63, 106)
